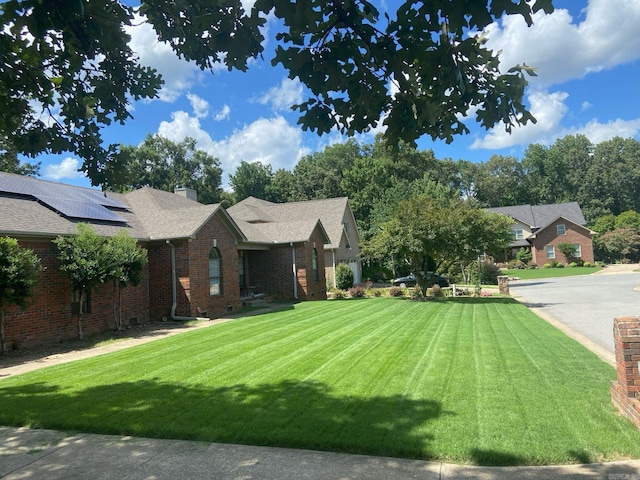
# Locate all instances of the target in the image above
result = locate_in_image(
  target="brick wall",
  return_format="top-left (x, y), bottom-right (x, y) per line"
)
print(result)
top-left (186, 213), bottom-right (241, 317)
top-left (531, 219), bottom-right (594, 267)
top-left (3, 239), bottom-right (149, 351)
top-left (245, 232), bottom-right (327, 301)
top-left (610, 317), bottom-right (640, 429)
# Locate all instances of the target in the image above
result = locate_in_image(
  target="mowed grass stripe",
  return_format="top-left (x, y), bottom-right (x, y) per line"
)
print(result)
top-left (1, 298), bottom-right (639, 465)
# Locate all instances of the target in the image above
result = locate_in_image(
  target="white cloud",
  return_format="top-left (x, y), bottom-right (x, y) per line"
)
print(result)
top-left (581, 101), bottom-right (592, 111)
top-left (157, 111), bottom-right (307, 187)
top-left (567, 118), bottom-right (640, 144)
top-left (257, 78), bottom-right (303, 111)
top-left (187, 93), bottom-right (210, 118)
top-left (214, 105), bottom-right (231, 121)
top-left (471, 89), bottom-right (640, 149)
top-left (43, 157), bottom-right (85, 180)
top-left (483, 0), bottom-right (640, 87)
top-left (471, 89), bottom-right (569, 149)
top-left (126, 13), bottom-right (224, 102)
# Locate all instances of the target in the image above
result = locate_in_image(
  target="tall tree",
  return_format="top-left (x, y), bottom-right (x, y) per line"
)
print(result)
top-left (119, 135), bottom-right (223, 204)
top-left (54, 224), bottom-right (110, 339)
top-left (104, 230), bottom-right (148, 331)
top-left (362, 195), bottom-right (512, 295)
top-left (289, 139), bottom-right (363, 201)
top-left (0, 237), bottom-right (42, 354)
top-left (1, 0), bottom-right (552, 187)
top-left (0, 137), bottom-right (39, 176)
top-left (473, 155), bottom-right (528, 207)
top-left (229, 161), bottom-right (274, 202)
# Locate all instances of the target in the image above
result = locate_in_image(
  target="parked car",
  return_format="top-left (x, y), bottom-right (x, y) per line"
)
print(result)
top-left (392, 272), bottom-right (449, 288)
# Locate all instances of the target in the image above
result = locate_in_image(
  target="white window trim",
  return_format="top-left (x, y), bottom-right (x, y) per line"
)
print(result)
top-left (546, 245), bottom-right (555, 259)
top-left (557, 224), bottom-right (566, 235)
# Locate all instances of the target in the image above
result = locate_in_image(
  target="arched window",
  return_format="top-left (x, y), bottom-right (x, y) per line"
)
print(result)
top-left (312, 248), bottom-right (319, 282)
top-left (209, 248), bottom-right (221, 295)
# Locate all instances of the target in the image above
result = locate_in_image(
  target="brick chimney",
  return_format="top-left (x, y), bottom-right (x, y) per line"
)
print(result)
top-left (174, 186), bottom-right (198, 202)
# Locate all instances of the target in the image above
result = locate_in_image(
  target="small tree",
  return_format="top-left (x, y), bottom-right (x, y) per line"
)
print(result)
top-left (335, 263), bottom-right (354, 291)
top-left (557, 242), bottom-right (579, 265)
top-left (515, 247), bottom-right (533, 265)
top-left (54, 224), bottom-right (110, 339)
top-left (105, 230), bottom-right (148, 330)
top-left (0, 237), bottom-right (42, 354)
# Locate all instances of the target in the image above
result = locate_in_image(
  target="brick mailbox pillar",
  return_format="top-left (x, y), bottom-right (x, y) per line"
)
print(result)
top-left (610, 317), bottom-right (640, 429)
top-left (497, 275), bottom-right (509, 295)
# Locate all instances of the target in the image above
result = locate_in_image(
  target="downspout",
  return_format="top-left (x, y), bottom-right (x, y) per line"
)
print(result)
top-left (291, 243), bottom-right (298, 300)
top-left (166, 240), bottom-right (208, 321)
top-left (332, 249), bottom-right (337, 288)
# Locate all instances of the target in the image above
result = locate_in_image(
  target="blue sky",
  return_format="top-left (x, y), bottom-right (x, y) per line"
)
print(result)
top-left (35, 0), bottom-right (640, 189)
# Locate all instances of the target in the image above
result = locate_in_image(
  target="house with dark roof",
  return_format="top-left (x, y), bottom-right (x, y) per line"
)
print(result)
top-left (228, 196), bottom-right (362, 287)
top-left (486, 202), bottom-right (595, 267)
top-left (0, 172), bottom-right (332, 350)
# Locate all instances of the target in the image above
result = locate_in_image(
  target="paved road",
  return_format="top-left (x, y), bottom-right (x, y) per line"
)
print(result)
top-left (509, 266), bottom-right (640, 358)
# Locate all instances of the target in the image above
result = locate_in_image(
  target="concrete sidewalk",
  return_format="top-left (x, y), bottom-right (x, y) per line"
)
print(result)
top-left (2, 426), bottom-right (640, 480)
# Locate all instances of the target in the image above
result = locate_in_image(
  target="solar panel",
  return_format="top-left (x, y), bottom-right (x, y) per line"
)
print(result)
top-left (35, 195), bottom-right (128, 223)
top-left (0, 172), bottom-right (129, 223)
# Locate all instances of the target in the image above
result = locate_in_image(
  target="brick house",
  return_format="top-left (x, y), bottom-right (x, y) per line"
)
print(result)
top-left (0, 173), bottom-right (331, 350)
top-left (487, 202), bottom-right (595, 267)
top-left (228, 196), bottom-right (361, 287)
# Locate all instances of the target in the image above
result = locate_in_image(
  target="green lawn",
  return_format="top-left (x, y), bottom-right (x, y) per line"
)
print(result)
top-left (502, 266), bottom-right (602, 279)
top-left (0, 298), bottom-right (638, 466)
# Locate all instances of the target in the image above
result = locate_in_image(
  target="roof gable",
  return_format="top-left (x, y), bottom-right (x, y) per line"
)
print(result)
top-left (486, 202), bottom-right (587, 230)
top-left (228, 196), bottom-right (357, 248)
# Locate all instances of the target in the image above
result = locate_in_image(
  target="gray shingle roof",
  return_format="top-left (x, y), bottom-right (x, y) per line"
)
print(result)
top-left (486, 202), bottom-right (587, 230)
top-left (0, 173), bottom-right (243, 241)
top-left (228, 196), bottom-right (353, 248)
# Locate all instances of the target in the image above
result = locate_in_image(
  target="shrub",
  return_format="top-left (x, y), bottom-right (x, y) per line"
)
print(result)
top-left (507, 259), bottom-right (525, 270)
top-left (389, 286), bottom-right (403, 297)
top-left (335, 263), bottom-right (354, 290)
top-left (583, 261), bottom-right (592, 267)
top-left (469, 261), bottom-right (501, 285)
top-left (569, 262), bottom-right (578, 268)
top-left (348, 286), bottom-right (366, 298)
top-left (543, 263), bottom-right (552, 269)
top-left (515, 247), bottom-right (532, 265)
top-left (332, 289), bottom-right (346, 299)
top-left (430, 284), bottom-right (443, 297)
top-left (555, 263), bottom-right (565, 268)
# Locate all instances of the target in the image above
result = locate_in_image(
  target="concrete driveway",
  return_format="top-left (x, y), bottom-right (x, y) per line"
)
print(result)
top-left (509, 264), bottom-right (640, 364)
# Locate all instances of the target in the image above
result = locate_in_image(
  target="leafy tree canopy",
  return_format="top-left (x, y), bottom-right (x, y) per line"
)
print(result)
top-left (1, 0), bottom-right (552, 187)
top-left (362, 195), bottom-right (512, 295)
top-left (118, 135), bottom-right (223, 204)
top-left (0, 236), bottom-right (42, 354)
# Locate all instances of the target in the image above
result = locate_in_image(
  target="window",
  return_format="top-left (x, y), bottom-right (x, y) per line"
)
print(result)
top-left (557, 224), bottom-right (566, 235)
top-left (511, 229), bottom-right (524, 240)
top-left (546, 245), bottom-right (555, 259)
top-left (312, 248), bottom-right (319, 282)
top-left (209, 248), bottom-right (221, 295)
top-left (573, 244), bottom-right (582, 257)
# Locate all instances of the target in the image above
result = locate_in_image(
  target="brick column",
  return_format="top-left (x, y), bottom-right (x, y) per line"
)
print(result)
top-left (610, 317), bottom-right (640, 428)
top-left (497, 276), bottom-right (509, 295)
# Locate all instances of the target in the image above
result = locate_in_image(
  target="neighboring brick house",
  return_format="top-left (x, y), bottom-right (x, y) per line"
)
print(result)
top-left (228, 196), bottom-right (361, 287)
top-left (0, 172), bottom-right (331, 350)
top-left (487, 202), bottom-right (595, 267)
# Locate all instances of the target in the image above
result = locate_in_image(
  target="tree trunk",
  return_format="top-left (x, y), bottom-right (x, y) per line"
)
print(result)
top-left (112, 280), bottom-right (119, 330)
top-left (77, 290), bottom-right (85, 339)
top-left (117, 284), bottom-right (123, 331)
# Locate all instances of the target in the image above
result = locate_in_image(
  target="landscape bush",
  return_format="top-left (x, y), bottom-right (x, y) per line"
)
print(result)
top-left (348, 286), bottom-right (366, 298)
top-left (335, 263), bottom-right (354, 290)
top-left (388, 286), bottom-right (403, 297)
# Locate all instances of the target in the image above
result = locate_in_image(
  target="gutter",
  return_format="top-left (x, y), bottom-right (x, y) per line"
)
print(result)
top-left (291, 242), bottom-right (298, 300)
top-left (166, 240), bottom-right (209, 321)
